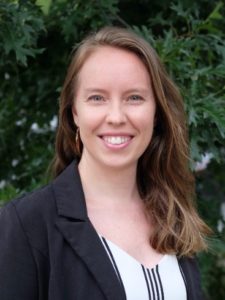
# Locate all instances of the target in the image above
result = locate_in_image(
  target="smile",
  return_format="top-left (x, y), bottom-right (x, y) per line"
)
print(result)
top-left (101, 136), bottom-right (132, 145)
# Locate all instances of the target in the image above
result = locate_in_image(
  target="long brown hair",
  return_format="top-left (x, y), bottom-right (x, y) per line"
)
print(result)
top-left (52, 26), bottom-right (210, 256)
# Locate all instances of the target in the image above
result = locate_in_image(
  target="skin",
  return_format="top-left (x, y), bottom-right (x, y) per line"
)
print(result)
top-left (72, 46), bottom-right (163, 268)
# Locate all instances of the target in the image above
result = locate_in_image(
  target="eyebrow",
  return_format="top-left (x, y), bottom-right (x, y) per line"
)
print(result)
top-left (123, 88), bottom-right (151, 94)
top-left (84, 87), bottom-right (151, 94)
top-left (84, 88), bottom-right (108, 93)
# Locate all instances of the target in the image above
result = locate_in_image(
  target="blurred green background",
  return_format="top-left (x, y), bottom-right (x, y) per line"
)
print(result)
top-left (0, 0), bottom-right (224, 298)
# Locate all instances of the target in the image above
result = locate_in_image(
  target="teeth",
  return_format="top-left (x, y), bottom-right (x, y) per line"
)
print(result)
top-left (103, 136), bottom-right (130, 145)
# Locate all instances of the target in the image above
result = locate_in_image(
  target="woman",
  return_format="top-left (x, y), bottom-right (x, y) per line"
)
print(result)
top-left (0, 27), bottom-right (210, 300)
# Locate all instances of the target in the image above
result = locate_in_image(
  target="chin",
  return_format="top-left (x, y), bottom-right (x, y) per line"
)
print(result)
top-left (98, 158), bottom-right (138, 171)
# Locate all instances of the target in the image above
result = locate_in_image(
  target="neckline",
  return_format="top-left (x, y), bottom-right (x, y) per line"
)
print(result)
top-left (100, 235), bottom-right (168, 270)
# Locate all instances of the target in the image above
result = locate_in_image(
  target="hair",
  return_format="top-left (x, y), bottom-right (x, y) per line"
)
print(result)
top-left (51, 26), bottom-right (211, 256)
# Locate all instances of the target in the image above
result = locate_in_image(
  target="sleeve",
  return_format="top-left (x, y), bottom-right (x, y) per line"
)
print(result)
top-left (0, 202), bottom-right (38, 300)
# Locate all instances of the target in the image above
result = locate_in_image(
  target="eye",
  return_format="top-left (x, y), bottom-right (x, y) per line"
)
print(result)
top-left (128, 95), bottom-right (144, 102)
top-left (88, 95), bottom-right (104, 102)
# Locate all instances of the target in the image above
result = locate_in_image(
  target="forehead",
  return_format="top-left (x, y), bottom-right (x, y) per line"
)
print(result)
top-left (81, 45), bottom-right (145, 69)
top-left (77, 46), bottom-right (151, 87)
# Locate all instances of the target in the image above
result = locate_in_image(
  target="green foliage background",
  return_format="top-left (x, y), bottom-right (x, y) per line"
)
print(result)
top-left (0, 0), bottom-right (224, 298)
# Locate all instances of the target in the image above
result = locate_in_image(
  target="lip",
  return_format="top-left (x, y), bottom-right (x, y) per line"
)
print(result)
top-left (98, 133), bottom-right (134, 149)
top-left (98, 132), bottom-right (134, 137)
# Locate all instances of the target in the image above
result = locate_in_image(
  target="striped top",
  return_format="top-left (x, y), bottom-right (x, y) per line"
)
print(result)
top-left (100, 236), bottom-right (187, 300)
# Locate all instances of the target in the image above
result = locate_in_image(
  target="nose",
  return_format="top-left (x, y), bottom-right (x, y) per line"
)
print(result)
top-left (106, 101), bottom-right (127, 125)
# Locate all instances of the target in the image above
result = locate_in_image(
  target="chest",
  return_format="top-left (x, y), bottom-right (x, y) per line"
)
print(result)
top-left (87, 204), bottom-right (163, 269)
top-left (34, 216), bottom-right (203, 300)
top-left (99, 236), bottom-right (187, 300)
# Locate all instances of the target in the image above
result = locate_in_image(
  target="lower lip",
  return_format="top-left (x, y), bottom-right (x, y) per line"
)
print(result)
top-left (100, 137), bottom-right (132, 150)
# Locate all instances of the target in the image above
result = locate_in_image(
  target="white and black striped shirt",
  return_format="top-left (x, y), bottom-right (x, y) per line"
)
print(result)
top-left (100, 236), bottom-right (187, 300)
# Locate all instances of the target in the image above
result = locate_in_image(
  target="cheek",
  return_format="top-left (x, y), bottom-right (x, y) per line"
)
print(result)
top-left (133, 109), bottom-right (155, 129)
top-left (75, 109), bottom-right (104, 133)
top-left (134, 111), bottom-right (156, 146)
top-left (72, 105), bottom-right (95, 128)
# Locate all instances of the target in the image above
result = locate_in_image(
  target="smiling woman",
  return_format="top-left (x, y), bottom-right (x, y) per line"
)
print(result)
top-left (0, 27), bottom-right (211, 300)
top-left (72, 46), bottom-right (156, 171)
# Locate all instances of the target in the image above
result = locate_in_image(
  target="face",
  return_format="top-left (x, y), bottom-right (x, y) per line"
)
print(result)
top-left (72, 46), bottom-right (156, 170)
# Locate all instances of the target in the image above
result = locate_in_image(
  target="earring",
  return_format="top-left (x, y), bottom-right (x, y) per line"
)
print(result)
top-left (75, 127), bottom-right (82, 156)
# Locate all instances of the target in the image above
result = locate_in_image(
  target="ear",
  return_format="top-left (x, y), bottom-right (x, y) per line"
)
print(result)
top-left (72, 104), bottom-right (79, 127)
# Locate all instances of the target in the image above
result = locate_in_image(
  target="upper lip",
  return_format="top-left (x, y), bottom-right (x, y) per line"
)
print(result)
top-left (98, 133), bottom-right (134, 137)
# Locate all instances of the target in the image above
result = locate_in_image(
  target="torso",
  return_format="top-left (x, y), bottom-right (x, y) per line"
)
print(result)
top-left (99, 236), bottom-right (187, 300)
top-left (86, 198), bottom-right (164, 269)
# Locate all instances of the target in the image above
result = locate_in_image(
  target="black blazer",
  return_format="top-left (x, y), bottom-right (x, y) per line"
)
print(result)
top-left (0, 161), bottom-right (204, 300)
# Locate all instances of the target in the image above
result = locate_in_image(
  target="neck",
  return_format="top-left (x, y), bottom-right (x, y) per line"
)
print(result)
top-left (78, 156), bottom-right (140, 208)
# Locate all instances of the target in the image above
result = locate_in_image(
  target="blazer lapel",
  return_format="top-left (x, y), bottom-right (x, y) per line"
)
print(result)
top-left (53, 161), bottom-right (125, 300)
top-left (179, 256), bottom-right (205, 300)
top-left (56, 219), bottom-right (125, 300)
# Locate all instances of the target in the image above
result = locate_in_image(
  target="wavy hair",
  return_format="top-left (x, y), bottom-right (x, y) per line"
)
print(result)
top-left (51, 26), bottom-right (210, 256)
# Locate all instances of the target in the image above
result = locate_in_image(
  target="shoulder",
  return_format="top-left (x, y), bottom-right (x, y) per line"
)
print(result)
top-left (0, 161), bottom-right (84, 257)
top-left (5, 159), bottom-right (79, 220)
top-left (0, 183), bottom-right (56, 257)
top-left (1, 183), bottom-right (57, 226)
top-left (178, 256), bottom-right (205, 300)
top-left (178, 255), bottom-right (200, 276)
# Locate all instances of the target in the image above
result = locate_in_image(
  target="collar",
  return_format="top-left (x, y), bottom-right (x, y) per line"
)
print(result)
top-left (52, 160), bottom-right (87, 220)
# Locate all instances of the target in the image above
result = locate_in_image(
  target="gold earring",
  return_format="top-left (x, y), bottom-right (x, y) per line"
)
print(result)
top-left (75, 127), bottom-right (82, 156)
